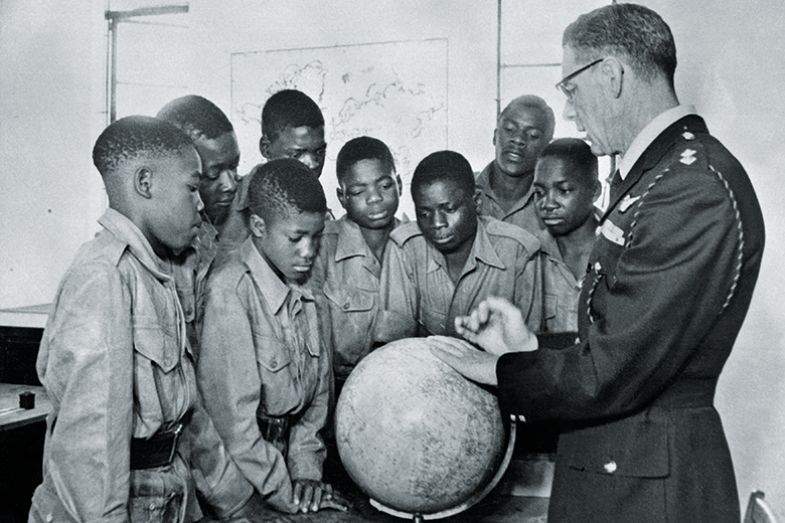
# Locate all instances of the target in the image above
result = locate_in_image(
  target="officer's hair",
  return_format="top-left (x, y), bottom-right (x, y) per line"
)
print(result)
top-left (92, 115), bottom-right (192, 176)
top-left (261, 89), bottom-right (324, 142)
top-left (336, 136), bottom-right (396, 182)
top-left (499, 95), bottom-right (556, 142)
top-left (156, 95), bottom-right (234, 141)
top-left (411, 150), bottom-right (475, 200)
top-left (563, 3), bottom-right (677, 87)
top-left (537, 138), bottom-right (598, 187)
top-left (247, 158), bottom-right (327, 221)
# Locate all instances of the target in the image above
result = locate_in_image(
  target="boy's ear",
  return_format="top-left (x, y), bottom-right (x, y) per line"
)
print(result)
top-left (492, 128), bottom-right (498, 147)
top-left (336, 186), bottom-right (347, 209)
top-left (134, 167), bottom-right (154, 199)
top-left (591, 179), bottom-right (602, 202)
top-left (259, 135), bottom-right (271, 159)
top-left (473, 188), bottom-right (482, 214)
top-left (249, 213), bottom-right (267, 238)
top-left (396, 174), bottom-right (403, 196)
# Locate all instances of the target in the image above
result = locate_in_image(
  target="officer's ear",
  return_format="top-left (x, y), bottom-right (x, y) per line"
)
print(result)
top-left (249, 213), bottom-right (267, 238)
top-left (600, 56), bottom-right (624, 99)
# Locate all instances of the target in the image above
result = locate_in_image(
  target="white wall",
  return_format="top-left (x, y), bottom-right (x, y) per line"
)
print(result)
top-left (1, 0), bottom-right (784, 514)
top-left (0, 0), bottom-right (106, 308)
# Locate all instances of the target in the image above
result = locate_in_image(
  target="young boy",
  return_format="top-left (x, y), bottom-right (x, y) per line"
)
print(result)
top-left (311, 136), bottom-right (402, 385)
top-left (376, 150), bottom-right (541, 342)
top-left (197, 159), bottom-right (346, 515)
top-left (29, 116), bottom-right (257, 522)
top-left (157, 95), bottom-right (244, 354)
top-left (231, 89), bottom-right (331, 244)
top-left (533, 138), bottom-right (601, 333)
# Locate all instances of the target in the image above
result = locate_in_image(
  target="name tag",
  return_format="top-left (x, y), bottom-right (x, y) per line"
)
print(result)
top-left (600, 219), bottom-right (626, 246)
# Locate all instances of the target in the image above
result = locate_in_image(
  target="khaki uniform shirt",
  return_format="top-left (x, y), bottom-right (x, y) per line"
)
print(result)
top-left (310, 217), bottom-right (396, 380)
top-left (198, 238), bottom-right (330, 513)
top-left (376, 216), bottom-right (541, 341)
top-left (537, 229), bottom-right (582, 333)
top-left (30, 209), bottom-right (252, 523)
top-left (476, 161), bottom-right (544, 235)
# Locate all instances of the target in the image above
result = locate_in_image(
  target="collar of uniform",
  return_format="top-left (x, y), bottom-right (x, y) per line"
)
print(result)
top-left (536, 228), bottom-right (562, 261)
top-left (240, 237), bottom-right (290, 314)
top-left (98, 208), bottom-right (173, 281)
top-left (618, 105), bottom-right (697, 180)
top-left (334, 217), bottom-right (373, 262)
top-left (476, 161), bottom-right (537, 213)
top-left (425, 218), bottom-right (505, 273)
top-left (199, 212), bottom-right (219, 243)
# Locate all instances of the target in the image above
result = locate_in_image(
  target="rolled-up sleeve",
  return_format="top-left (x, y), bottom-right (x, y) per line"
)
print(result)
top-left (376, 242), bottom-right (418, 343)
top-left (197, 276), bottom-right (295, 513)
top-left (38, 263), bottom-right (133, 522)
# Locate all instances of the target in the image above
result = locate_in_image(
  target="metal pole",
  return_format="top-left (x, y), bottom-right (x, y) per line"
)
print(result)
top-left (496, 0), bottom-right (502, 118)
top-left (108, 18), bottom-right (117, 123)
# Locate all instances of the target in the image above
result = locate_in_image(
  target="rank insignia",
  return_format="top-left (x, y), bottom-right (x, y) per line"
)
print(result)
top-left (619, 194), bottom-right (641, 213)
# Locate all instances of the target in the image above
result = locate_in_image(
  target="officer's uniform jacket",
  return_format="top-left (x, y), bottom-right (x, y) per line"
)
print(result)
top-left (30, 209), bottom-right (253, 523)
top-left (310, 216), bottom-right (398, 381)
top-left (197, 238), bottom-right (330, 514)
top-left (376, 215), bottom-right (541, 341)
top-left (476, 161), bottom-right (545, 235)
top-left (496, 111), bottom-right (765, 522)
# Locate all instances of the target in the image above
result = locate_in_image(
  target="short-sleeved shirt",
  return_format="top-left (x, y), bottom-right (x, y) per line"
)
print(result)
top-left (476, 161), bottom-right (544, 235)
top-left (198, 238), bottom-right (330, 512)
top-left (30, 209), bottom-right (252, 522)
top-left (310, 216), bottom-right (397, 380)
top-left (537, 229), bottom-right (583, 333)
top-left (376, 216), bottom-right (541, 341)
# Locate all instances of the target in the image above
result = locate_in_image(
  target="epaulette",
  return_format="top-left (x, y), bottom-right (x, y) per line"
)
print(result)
top-left (389, 221), bottom-right (422, 247)
top-left (670, 129), bottom-right (709, 171)
top-left (323, 219), bottom-right (342, 236)
top-left (484, 218), bottom-right (540, 254)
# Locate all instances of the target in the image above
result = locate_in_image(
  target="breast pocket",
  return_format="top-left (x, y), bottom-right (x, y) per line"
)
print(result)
top-left (323, 282), bottom-right (376, 363)
top-left (134, 320), bottom-right (179, 374)
top-left (254, 335), bottom-right (297, 415)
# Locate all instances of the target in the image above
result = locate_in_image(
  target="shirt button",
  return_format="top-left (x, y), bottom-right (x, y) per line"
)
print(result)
top-left (343, 300), bottom-right (351, 310)
top-left (603, 460), bottom-right (617, 474)
top-left (185, 307), bottom-right (193, 316)
top-left (270, 359), bottom-right (278, 369)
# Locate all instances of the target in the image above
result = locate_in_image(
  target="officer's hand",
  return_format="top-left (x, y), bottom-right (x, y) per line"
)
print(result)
top-left (428, 336), bottom-right (499, 386)
top-left (454, 296), bottom-right (537, 355)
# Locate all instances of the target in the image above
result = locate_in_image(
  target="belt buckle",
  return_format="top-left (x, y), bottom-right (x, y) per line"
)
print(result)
top-left (167, 423), bottom-right (183, 465)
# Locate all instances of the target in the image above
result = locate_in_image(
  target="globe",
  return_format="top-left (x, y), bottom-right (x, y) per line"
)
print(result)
top-left (334, 337), bottom-right (515, 519)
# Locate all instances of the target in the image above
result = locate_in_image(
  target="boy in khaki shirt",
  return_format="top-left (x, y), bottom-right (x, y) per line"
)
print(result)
top-left (311, 136), bottom-right (402, 387)
top-left (377, 150), bottom-right (541, 342)
top-left (197, 159), bottom-right (347, 515)
top-left (29, 116), bottom-right (259, 522)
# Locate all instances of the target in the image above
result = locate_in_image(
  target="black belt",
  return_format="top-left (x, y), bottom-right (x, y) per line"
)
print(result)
top-left (257, 414), bottom-right (290, 446)
top-left (130, 423), bottom-right (183, 470)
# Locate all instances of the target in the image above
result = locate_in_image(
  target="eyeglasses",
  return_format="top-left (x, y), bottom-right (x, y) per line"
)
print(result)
top-left (555, 58), bottom-right (604, 100)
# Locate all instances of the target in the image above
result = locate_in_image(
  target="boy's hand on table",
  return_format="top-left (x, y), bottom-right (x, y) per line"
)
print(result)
top-left (292, 479), bottom-right (350, 513)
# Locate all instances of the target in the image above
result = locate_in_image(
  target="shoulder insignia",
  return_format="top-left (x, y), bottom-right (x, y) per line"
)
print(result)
top-left (681, 131), bottom-right (695, 140)
top-left (389, 221), bottom-right (422, 247)
top-left (485, 218), bottom-right (540, 253)
top-left (600, 218), bottom-right (625, 246)
top-left (680, 148), bottom-right (698, 165)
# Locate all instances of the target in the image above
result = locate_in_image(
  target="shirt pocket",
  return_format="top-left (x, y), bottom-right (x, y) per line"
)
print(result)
top-left (419, 305), bottom-right (447, 336)
top-left (134, 320), bottom-right (179, 374)
top-left (254, 334), bottom-right (298, 415)
top-left (323, 282), bottom-right (376, 364)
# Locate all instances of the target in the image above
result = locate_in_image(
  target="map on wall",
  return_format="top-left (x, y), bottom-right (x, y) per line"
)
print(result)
top-left (230, 38), bottom-right (448, 213)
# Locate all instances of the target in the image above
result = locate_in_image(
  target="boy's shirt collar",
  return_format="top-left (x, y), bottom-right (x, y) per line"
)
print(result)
top-left (98, 208), bottom-right (172, 282)
top-left (239, 237), bottom-right (313, 315)
top-left (333, 216), bottom-right (400, 263)
top-left (425, 217), bottom-right (506, 274)
top-left (476, 161), bottom-right (538, 212)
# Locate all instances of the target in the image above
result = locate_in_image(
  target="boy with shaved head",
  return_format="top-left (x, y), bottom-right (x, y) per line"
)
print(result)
top-left (29, 116), bottom-right (260, 522)
top-left (477, 95), bottom-right (555, 234)
top-left (198, 159), bottom-right (348, 515)
top-left (377, 150), bottom-right (541, 341)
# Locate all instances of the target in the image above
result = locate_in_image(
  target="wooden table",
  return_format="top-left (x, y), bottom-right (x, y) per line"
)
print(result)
top-left (0, 383), bottom-right (50, 431)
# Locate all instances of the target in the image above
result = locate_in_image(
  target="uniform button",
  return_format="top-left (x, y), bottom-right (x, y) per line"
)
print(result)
top-left (594, 261), bottom-right (602, 272)
top-left (185, 307), bottom-right (193, 316)
top-left (603, 460), bottom-right (617, 474)
top-left (46, 514), bottom-right (53, 523)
